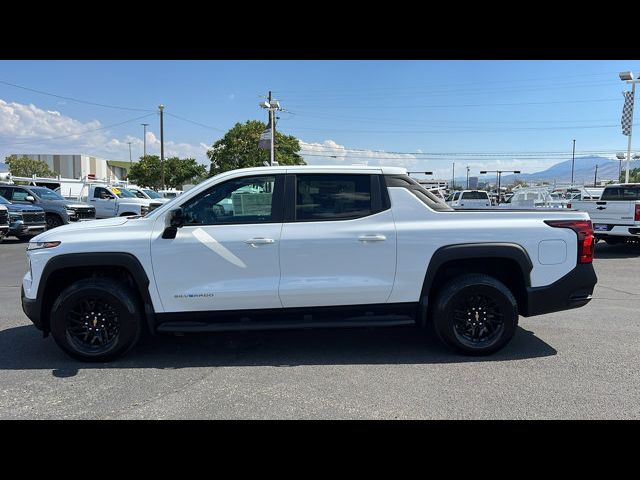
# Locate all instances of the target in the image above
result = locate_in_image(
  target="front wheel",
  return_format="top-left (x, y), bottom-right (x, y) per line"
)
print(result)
top-left (50, 278), bottom-right (143, 362)
top-left (432, 274), bottom-right (518, 356)
top-left (46, 214), bottom-right (64, 229)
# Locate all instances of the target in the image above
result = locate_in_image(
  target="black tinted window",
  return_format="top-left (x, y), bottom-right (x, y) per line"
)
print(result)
top-left (461, 191), bottom-right (488, 200)
top-left (296, 174), bottom-right (371, 221)
top-left (182, 175), bottom-right (277, 225)
top-left (601, 186), bottom-right (640, 201)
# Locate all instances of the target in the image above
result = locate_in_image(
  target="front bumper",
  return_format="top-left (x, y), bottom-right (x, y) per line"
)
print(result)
top-left (21, 285), bottom-right (44, 331)
top-left (0, 226), bottom-right (8, 238)
top-left (9, 222), bottom-right (46, 236)
top-left (522, 263), bottom-right (597, 317)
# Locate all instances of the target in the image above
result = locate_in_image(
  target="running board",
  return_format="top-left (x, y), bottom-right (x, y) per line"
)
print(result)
top-left (157, 315), bottom-right (415, 333)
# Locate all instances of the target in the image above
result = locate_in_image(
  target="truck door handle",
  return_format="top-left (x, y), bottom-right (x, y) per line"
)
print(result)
top-left (90, 199), bottom-right (96, 202)
top-left (358, 234), bottom-right (386, 242)
top-left (596, 206), bottom-right (606, 210)
top-left (244, 237), bottom-right (275, 245)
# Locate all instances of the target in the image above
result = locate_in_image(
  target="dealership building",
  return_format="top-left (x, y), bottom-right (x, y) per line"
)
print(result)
top-left (12, 154), bottom-right (130, 181)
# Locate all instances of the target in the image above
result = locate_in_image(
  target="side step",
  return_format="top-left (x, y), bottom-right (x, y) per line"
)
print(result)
top-left (157, 315), bottom-right (415, 333)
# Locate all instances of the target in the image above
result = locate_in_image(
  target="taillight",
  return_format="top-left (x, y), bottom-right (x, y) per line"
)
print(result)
top-left (544, 220), bottom-right (594, 264)
top-left (635, 204), bottom-right (640, 222)
top-left (566, 202), bottom-right (572, 209)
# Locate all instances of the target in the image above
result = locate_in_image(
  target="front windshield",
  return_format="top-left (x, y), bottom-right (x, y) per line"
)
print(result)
top-left (30, 187), bottom-right (64, 201)
top-left (111, 187), bottom-right (136, 198)
top-left (143, 189), bottom-right (162, 199)
top-left (0, 195), bottom-right (10, 205)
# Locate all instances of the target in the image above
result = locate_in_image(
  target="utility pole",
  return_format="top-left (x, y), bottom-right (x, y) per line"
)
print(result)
top-left (571, 139), bottom-right (576, 185)
top-left (466, 165), bottom-right (470, 189)
top-left (594, 164), bottom-right (599, 187)
top-left (127, 141), bottom-right (132, 178)
top-left (141, 123), bottom-right (149, 158)
top-left (269, 91), bottom-right (275, 166)
top-left (159, 105), bottom-right (165, 190)
top-left (452, 162), bottom-right (455, 190)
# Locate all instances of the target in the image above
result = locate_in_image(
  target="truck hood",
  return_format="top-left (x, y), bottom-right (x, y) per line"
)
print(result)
top-left (31, 216), bottom-right (130, 242)
top-left (117, 198), bottom-right (152, 205)
top-left (43, 199), bottom-right (93, 209)
top-left (4, 203), bottom-right (44, 213)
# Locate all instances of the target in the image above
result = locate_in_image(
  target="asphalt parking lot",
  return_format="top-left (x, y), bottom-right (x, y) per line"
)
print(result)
top-left (1, 238), bottom-right (639, 419)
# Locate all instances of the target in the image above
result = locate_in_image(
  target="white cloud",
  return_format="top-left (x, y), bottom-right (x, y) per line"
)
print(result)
top-left (300, 139), bottom-right (419, 169)
top-left (0, 98), bottom-right (211, 166)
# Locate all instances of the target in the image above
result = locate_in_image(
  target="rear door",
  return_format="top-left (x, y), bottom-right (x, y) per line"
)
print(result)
top-left (278, 173), bottom-right (397, 308)
top-left (593, 186), bottom-right (640, 225)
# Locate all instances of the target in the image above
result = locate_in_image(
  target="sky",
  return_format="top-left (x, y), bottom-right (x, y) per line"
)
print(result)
top-left (1, 60), bottom-right (639, 180)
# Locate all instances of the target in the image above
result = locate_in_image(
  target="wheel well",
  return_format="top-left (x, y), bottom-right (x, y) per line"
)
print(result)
top-left (41, 265), bottom-right (145, 332)
top-left (424, 257), bottom-right (527, 324)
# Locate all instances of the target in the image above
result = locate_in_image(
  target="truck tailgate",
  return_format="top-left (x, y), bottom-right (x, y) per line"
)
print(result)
top-left (590, 201), bottom-right (637, 225)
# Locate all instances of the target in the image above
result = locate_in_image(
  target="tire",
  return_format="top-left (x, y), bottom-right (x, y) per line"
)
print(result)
top-left (49, 278), bottom-right (143, 362)
top-left (45, 214), bottom-right (64, 230)
top-left (432, 273), bottom-right (518, 356)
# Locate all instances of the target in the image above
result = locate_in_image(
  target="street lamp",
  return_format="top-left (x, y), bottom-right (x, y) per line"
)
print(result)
top-left (480, 170), bottom-right (521, 204)
top-left (619, 70), bottom-right (640, 183)
top-left (616, 151), bottom-right (640, 182)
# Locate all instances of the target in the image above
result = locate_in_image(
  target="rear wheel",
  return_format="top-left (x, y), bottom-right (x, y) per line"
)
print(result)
top-left (432, 273), bottom-right (518, 356)
top-left (50, 278), bottom-right (143, 362)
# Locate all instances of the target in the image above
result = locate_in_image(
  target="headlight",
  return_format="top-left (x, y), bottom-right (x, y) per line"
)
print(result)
top-left (66, 209), bottom-right (76, 216)
top-left (27, 241), bottom-right (61, 251)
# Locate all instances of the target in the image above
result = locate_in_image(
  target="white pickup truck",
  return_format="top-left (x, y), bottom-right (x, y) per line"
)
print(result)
top-left (445, 190), bottom-right (491, 208)
top-left (80, 184), bottom-right (164, 219)
top-left (21, 166), bottom-right (597, 362)
top-left (568, 183), bottom-right (640, 245)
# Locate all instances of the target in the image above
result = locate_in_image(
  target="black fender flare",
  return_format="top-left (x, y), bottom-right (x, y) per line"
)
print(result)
top-left (418, 243), bottom-right (533, 326)
top-left (36, 252), bottom-right (156, 333)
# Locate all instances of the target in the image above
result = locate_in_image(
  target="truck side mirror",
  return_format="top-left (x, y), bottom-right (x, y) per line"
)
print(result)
top-left (162, 208), bottom-right (184, 239)
top-left (25, 195), bottom-right (35, 202)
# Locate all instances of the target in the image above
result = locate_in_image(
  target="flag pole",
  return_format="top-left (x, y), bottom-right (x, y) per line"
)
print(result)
top-left (626, 82), bottom-right (636, 183)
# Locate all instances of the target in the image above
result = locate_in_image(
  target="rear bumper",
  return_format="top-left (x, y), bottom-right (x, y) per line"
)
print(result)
top-left (593, 224), bottom-right (640, 238)
top-left (21, 285), bottom-right (44, 331)
top-left (523, 263), bottom-right (597, 317)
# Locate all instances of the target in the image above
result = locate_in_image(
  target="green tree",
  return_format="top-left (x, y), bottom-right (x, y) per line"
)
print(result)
top-left (128, 155), bottom-right (207, 189)
top-left (5, 155), bottom-right (57, 177)
top-left (619, 167), bottom-right (640, 183)
top-left (207, 120), bottom-right (305, 176)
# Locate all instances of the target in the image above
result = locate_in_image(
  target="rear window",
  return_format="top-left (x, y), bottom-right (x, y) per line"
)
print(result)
top-left (600, 186), bottom-right (640, 201)
top-left (461, 191), bottom-right (488, 200)
top-left (296, 174), bottom-right (372, 221)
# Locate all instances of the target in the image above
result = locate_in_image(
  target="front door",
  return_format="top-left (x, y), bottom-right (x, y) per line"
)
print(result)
top-left (279, 173), bottom-right (397, 308)
top-left (151, 174), bottom-right (284, 312)
top-left (91, 187), bottom-right (117, 218)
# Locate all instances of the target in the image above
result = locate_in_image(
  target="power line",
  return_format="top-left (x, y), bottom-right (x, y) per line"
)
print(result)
top-left (164, 112), bottom-right (226, 132)
top-left (299, 152), bottom-right (622, 161)
top-left (299, 146), bottom-right (622, 156)
top-left (1, 113), bottom-right (156, 146)
top-left (0, 79), bottom-right (154, 112)
top-left (285, 98), bottom-right (621, 109)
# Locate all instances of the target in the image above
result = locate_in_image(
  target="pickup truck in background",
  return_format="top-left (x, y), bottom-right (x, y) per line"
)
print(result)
top-left (0, 204), bottom-right (8, 240)
top-left (126, 186), bottom-right (171, 204)
top-left (80, 184), bottom-right (164, 219)
top-left (445, 190), bottom-right (491, 208)
top-left (0, 195), bottom-right (46, 240)
top-left (21, 166), bottom-right (597, 362)
top-left (568, 183), bottom-right (640, 245)
top-left (0, 185), bottom-right (95, 229)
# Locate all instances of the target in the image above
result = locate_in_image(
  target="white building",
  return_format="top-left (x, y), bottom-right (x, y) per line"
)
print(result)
top-left (12, 154), bottom-right (130, 181)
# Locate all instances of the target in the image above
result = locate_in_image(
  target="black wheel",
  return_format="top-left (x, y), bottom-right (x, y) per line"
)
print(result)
top-left (16, 235), bottom-right (32, 242)
top-left (432, 273), bottom-right (518, 356)
top-left (45, 214), bottom-right (64, 229)
top-left (50, 278), bottom-right (143, 362)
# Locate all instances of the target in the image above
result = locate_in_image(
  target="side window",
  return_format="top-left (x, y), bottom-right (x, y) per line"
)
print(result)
top-left (295, 174), bottom-right (372, 221)
top-left (0, 187), bottom-right (9, 199)
top-left (132, 190), bottom-right (145, 199)
top-left (11, 188), bottom-right (30, 201)
top-left (94, 187), bottom-right (104, 199)
top-left (181, 175), bottom-right (278, 225)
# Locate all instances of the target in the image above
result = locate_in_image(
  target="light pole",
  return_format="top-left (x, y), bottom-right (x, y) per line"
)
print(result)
top-left (159, 105), bottom-right (165, 190)
top-left (466, 165), bottom-right (470, 189)
top-left (480, 170), bottom-right (521, 204)
top-left (571, 139), bottom-right (576, 185)
top-left (141, 123), bottom-right (149, 158)
top-left (619, 71), bottom-right (640, 183)
top-left (594, 164), bottom-right (599, 187)
top-left (127, 141), bottom-right (132, 177)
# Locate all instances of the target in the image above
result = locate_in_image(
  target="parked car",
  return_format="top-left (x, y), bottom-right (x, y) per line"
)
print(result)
top-left (0, 185), bottom-right (95, 229)
top-left (500, 188), bottom-right (567, 209)
top-left (22, 166), bottom-right (597, 362)
top-left (79, 184), bottom-right (163, 219)
top-left (126, 186), bottom-right (171, 204)
top-left (0, 195), bottom-right (46, 240)
top-left (0, 204), bottom-right (8, 241)
top-left (446, 190), bottom-right (491, 208)
top-left (568, 183), bottom-right (640, 244)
